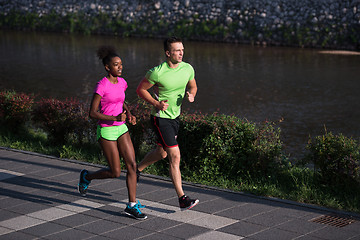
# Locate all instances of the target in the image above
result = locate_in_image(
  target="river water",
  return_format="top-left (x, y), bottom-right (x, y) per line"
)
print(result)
top-left (1, 30), bottom-right (360, 160)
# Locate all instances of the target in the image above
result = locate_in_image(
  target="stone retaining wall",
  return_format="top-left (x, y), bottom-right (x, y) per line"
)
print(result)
top-left (1, 0), bottom-right (359, 49)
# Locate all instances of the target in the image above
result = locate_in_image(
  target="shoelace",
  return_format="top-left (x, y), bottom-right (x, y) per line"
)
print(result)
top-left (132, 201), bottom-right (146, 214)
top-left (79, 182), bottom-right (88, 190)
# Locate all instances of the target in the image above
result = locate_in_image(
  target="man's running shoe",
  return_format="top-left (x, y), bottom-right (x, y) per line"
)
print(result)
top-left (179, 195), bottom-right (199, 210)
top-left (78, 169), bottom-right (91, 196)
top-left (124, 201), bottom-right (147, 220)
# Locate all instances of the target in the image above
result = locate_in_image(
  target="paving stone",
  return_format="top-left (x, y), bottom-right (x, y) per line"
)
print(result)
top-left (188, 230), bottom-right (243, 240)
top-left (0, 215), bottom-right (46, 231)
top-left (267, 205), bottom-right (314, 219)
top-left (138, 188), bottom-right (176, 203)
top-left (0, 209), bottom-right (22, 221)
top-left (0, 226), bottom-right (13, 236)
top-left (0, 196), bottom-right (33, 209)
top-left (309, 226), bottom-right (360, 240)
top-left (342, 220), bottom-right (360, 234)
top-left (0, 181), bottom-right (37, 195)
top-left (90, 177), bottom-right (127, 193)
top-left (244, 210), bottom-right (294, 227)
top-left (0, 230), bottom-right (36, 240)
top-left (57, 199), bottom-right (105, 212)
top-left (249, 227), bottom-right (302, 240)
top-left (133, 216), bottom-right (182, 231)
top-left (216, 202), bottom-right (278, 220)
top-left (218, 221), bottom-right (267, 237)
top-left (20, 221), bottom-right (68, 237)
top-left (43, 228), bottom-right (96, 240)
top-left (29, 207), bottom-right (75, 221)
top-left (7, 201), bottom-right (50, 215)
top-left (276, 218), bottom-right (326, 234)
top-left (51, 213), bottom-right (99, 227)
top-left (75, 219), bottom-right (124, 234)
top-left (0, 169), bottom-right (24, 181)
top-left (160, 223), bottom-right (210, 239)
top-left (194, 197), bottom-right (247, 214)
top-left (188, 213), bottom-right (239, 230)
top-left (101, 225), bottom-right (153, 239)
top-left (138, 232), bottom-right (183, 240)
top-left (294, 235), bottom-right (328, 240)
top-left (87, 235), bottom-right (114, 240)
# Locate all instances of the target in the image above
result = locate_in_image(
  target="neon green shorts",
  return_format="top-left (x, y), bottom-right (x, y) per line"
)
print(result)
top-left (97, 124), bottom-right (128, 141)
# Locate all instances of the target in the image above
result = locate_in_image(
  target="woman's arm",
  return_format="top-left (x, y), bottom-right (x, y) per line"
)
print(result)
top-left (89, 93), bottom-right (126, 122)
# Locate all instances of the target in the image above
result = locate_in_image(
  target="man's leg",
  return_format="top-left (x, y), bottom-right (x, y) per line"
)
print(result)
top-left (166, 146), bottom-right (199, 210)
top-left (166, 146), bottom-right (184, 198)
top-left (137, 145), bottom-right (167, 172)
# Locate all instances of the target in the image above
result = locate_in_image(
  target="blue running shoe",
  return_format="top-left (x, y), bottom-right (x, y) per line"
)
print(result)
top-left (78, 169), bottom-right (91, 196)
top-left (124, 201), bottom-right (147, 220)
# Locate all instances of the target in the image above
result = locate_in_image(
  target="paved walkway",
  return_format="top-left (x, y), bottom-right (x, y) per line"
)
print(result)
top-left (0, 148), bottom-right (359, 240)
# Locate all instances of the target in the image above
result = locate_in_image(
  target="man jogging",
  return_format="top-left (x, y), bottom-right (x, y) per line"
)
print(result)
top-left (136, 36), bottom-right (199, 210)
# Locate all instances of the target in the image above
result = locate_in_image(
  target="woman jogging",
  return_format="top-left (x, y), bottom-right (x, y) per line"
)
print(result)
top-left (78, 46), bottom-right (147, 220)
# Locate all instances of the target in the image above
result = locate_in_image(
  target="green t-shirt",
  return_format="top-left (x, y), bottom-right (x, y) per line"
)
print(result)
top-left (146, 61), bottom-right (195, 119)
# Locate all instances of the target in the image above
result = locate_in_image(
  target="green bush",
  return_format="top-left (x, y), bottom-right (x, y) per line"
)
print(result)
top-left (32, 97), bottom-right (96, 144)
top-left (304, 131), bottom-right (360, 185)
top-left (0, 90), bottom-right (34, 130)
top-left (128, 100), bottom-right (285, 181)
top-left (178, 112), bottom-right (284, 181)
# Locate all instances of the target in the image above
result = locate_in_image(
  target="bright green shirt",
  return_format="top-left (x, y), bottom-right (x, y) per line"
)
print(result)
top-left (146, 61), bottom-right (195, 119)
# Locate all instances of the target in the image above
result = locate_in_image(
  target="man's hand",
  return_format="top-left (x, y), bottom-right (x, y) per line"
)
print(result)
top-left (127, 114), bottom-right (137, 125)
top-left (186, 91), bottom-right (195, 102)
top-left (156, 100), bottom-right (169, 111)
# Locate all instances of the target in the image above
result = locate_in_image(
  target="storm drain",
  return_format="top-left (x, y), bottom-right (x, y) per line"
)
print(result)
top-left (310, 215), bottom-right (356, 228)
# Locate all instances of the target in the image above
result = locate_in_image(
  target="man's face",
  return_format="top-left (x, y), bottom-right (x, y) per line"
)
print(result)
top-left (167, 42), bottom-right (184, 64)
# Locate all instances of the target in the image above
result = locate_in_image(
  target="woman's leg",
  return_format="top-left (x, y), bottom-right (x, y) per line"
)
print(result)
top-left (117, 132), bottom-right (137, 203)
top-left (86, 138), bottom-right (122, 180)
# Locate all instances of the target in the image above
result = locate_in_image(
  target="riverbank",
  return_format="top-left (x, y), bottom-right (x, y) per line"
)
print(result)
top-left (1, 0), bottom-right (359, 50)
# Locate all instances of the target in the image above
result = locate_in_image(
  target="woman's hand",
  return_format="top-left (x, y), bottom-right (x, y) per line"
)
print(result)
top-left (115, 110), bottom-right (127, 122)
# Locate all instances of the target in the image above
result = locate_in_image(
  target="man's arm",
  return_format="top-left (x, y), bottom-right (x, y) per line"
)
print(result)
top-left (136, 77), bottom-right (169, 111)
top-left (186, 78), bottom-right (197, 102)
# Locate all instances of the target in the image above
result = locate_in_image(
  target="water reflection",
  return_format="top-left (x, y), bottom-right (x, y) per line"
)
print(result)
top-left (1, 30), bottom-right (359, 160)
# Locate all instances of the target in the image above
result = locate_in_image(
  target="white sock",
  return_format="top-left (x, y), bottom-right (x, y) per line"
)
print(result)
top-left (129, 202), bottom-right (137, 207)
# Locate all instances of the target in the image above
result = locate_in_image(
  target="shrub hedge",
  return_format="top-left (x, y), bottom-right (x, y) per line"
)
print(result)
top-left (0, 90), bottom-right (34, 131)
top-left (304, 131), bottom-right (360, 185)
top-left (1, 89), bottom-right (359, 186)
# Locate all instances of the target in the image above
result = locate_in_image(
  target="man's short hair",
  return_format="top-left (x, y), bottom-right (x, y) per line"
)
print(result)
top-left (164, 36), bottom-right (183, 52)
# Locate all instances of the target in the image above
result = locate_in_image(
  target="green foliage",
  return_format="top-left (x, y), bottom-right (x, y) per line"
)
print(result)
top-left (127, 101), bottom-right (285, 181)
top-left (304, 130), bottom-right (360, 185)
top-left (178, 112), bottom-right (284, 181)
top-left (32, 97), bottom-right (96, 144)
top-left (1, 90), bottom-right (360, 213)
top-left (0, 90), bottom-right (34, 130)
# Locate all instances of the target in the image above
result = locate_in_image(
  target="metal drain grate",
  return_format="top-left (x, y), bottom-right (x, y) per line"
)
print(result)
top-left (310, 215), bottom-right (356, 228)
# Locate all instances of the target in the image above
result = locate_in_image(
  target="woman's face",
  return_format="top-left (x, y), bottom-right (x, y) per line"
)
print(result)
top-left (106, 56), bottom-right (123, 77)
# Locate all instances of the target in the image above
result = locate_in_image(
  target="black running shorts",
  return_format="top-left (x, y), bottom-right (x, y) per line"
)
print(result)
top-left (151, 116), bottom-right (180, 149)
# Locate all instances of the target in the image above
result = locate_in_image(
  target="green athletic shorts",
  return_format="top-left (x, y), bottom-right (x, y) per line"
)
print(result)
top-left (97, 124), bottom-right (128, 141)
